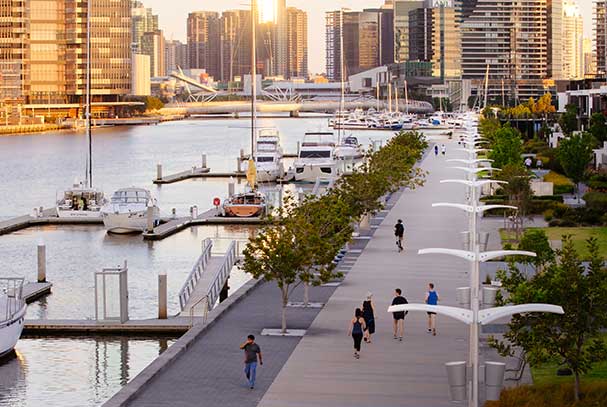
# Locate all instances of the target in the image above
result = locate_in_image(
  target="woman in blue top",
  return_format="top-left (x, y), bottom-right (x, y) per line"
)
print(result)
top-left (425, 283), bottom-right (439, 336)
top-left (348, 308), bottom-right (366, 359)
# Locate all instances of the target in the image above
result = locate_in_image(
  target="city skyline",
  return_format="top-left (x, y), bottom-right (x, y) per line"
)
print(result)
top-left (141, 0), bottom-right (595, 74)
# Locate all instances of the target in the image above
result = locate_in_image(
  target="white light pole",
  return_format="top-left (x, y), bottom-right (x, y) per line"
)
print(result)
top-left (388, 116), bottom-right (564, 407)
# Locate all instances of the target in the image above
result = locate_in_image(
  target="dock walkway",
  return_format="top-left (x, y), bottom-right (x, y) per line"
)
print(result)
top-left (256, 142), bottom-right (485, 407)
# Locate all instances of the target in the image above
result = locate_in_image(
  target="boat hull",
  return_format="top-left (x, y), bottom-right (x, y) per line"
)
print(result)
top-left (294, 163), bottom-right (338, 183)
top-left (223, 205), bottom-right (264, 218)
top-left (256, 168), bottom-right (281, 183)
top-left (102, 210), bottom-right (158, 234)
top-left (0, 305), bottom-right (26, 358)
top-left (56, 209), bottom-right (103, 219)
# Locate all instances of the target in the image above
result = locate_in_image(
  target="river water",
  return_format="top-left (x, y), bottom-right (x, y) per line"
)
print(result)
top-left (0, 116), bottom-right (396, 406)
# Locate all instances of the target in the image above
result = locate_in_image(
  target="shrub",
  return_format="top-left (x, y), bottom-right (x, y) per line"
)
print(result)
top-left (544, 171), bottom-right (574, 195)
top-left (484, 382), bottom-right (607, 407)
top-left (583, 192), bottom-right (607, 212)
top-left (549, 219), bottom-right (562, 227)
top-left (553, 203), bottom-right (572, 219)
top-left (543, 209), bottom-right (554, 222)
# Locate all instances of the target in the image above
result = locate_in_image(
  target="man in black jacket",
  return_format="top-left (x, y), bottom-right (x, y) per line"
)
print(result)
top-left (394, 219), bottom-right (405, 252)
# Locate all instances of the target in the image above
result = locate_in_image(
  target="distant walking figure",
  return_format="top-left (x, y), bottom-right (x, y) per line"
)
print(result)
top-left (441, 144), bottom-right (446, 156)
top-left (391, 288), bottom-right (408, 341)
top-left (362, 292), bottom-right (376, 343)
top-left (348, 308), bottom-right (366, 359)
top-left (394, 219), bottom-right (405, 252)
top-left (425, 283), bottom-right (439, 336)
top-left (434, 144), bottom-right (439, 156)
top-left (240, 334), bottom-right (263, 389)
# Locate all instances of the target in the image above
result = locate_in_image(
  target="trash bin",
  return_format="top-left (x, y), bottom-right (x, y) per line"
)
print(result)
top-left (456, 287), bottom-right (471, 306)
top-left (445, 361), bottom-right (467, 402)
top-left (485, 361), bottom-right (506, 401)
top-left (482, 286), bottom-right (499, 307)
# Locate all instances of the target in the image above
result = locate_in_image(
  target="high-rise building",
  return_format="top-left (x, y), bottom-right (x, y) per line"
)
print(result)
top-left (561, 1), bottom-right (583, 79)
top-left (132, 53), bottom-right (151, 95)
top-left (274, 0), bottom-right (288, 78)
top-left (286, 7), bottom-right (308, 78)
top-left (0, 0), bottom-right (26, 101)
top-left (394, 0), bottom-right (424, 62)
top-left (219, 9), bottom-right (251, 82)
top-left (409, 1), bottom-right (460, 80)
top-left (583, 37), bottom-right (595, 76)
top-left (459, 0), bottom-right (551, 101)
top-left (594, 1), bottom-right (607, 75)
top-left (187, 11), bottom-right (221, 79)
top-left (165, 40), bottom-right (188, 75)
top-left (131, 1), bottom-right (158, 53)
top-left (142, 30), bottom-right (166, 77)
top-left (325, 8), bottom-right (393, 81)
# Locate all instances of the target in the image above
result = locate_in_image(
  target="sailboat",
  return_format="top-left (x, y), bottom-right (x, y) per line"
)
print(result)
top-left (56, 2), bottom-right (107, 219)
top-left (223, 0), bottom-right (267, 218)
top-left (0, 278), bottom-right (26, 358)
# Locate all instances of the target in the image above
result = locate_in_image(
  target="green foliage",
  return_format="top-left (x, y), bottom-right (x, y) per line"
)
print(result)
top-left (484, 382), bottom-right (607, 407)
top-left (587, 173), bottom-right (607, 192)
top-left (242, 131), bottom-right (427, 333)
top-left (583, 192), bottom-right (607, 213)
top-left (145, 96), bottom-right (164, 111)
top-left (479, 117), bottom-right (502, 141)
top-left (494, 237), bottom-right (607, 401)
top-left (557, 133), bottom-right (595, 186)
top-left (489, 125), bottom-right (524, 168)
top-left (559, 104), bottom-right (578, 135)
top-left (589, 113), bottom-right (607, 144)
top-left (499, 164), bottom-right (532, 223)
top-left (517, 229), bottom-right (554, 270)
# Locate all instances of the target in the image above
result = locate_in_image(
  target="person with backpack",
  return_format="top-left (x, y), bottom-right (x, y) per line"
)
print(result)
top-left (394, 219), bottom-right (405, 252)
top-left (348, 308), bottom-right (366, 359)
top-left (425, 283), bottom-right (439, 336)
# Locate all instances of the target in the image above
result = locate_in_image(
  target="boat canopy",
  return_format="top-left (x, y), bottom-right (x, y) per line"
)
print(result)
top-left (111, 188), bottom-right (151, 204)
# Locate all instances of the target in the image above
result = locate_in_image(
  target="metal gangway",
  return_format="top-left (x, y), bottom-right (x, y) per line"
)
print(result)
top-left (178, 239), bottom-right (240, 325)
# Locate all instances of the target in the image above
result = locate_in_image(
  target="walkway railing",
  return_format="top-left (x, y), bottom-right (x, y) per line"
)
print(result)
top-left (189, 240), bottom-right (237, 327)
top-left (178, 238), bottom-right (213, 310)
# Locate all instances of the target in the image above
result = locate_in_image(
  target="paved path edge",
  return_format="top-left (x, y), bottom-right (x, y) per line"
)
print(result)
top-left (103, 278), bottom-right (263, 407)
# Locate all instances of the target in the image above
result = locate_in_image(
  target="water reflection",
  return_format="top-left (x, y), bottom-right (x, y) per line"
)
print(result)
top-left (0, 337), bottom-right (176, 407)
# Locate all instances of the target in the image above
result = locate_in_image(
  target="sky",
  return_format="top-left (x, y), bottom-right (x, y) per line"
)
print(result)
top-left (144, 0), bottom-right (594, 75)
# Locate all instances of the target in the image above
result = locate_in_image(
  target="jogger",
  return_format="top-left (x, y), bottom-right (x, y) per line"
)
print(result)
top-left (348, 308), bottom-right (366, 359)
top-left (394, 219), bottom-right (405, 252)
top-left (425, 283), bottom-right (439, 336)
top-left (391, 288), bottom-right (408, 341)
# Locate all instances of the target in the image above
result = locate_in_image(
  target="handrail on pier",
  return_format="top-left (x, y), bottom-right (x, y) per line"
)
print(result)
top-left (178, 238), bottom-right (213, 310)
top-left (189, 240), bottom-right (238, 327)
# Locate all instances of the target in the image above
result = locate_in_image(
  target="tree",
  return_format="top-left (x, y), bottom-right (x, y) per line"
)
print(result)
top-left (557, 132), bottom-right (595, 202)
top-left (516, 229), bottom-right (554, 271)
top-left (494, 237), bottom-right (607, 401)
top-left (589, 112), bottom-right (607, 144)
top-left (145, 96), bottom-right (164, 111)
top-left (242, 194), bottom-right (349, 333)
top-left (488, 125), bottom-right (523, 168)
top-left (499, 163), bottom-right (533, 237)
top-left (534, 93), bottom-right (556, 117)
top-left (559, 104), bottom-right (578, 135)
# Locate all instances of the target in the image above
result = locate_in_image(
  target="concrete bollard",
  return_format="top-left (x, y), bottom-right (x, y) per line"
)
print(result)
top-left (158, 272), bottom-right (167, 319)
top-left (156, 164), bottom-right (162, 180)
top-left (146, 205), bottom-right (155, 233)
top-left (192, 205), bottom-right (198, 218)
top-left (236, 157), bottom-right (242, 173)
top-left (228, 178), bottom-right (235, 196)
top-left (32, 208), bottom-right (38, 218)
top-left (445, 361), bottom-right (467, 402)
top-left (297, 188), bottom-right (305, 204)
top-left (39, 206), bottom-right (43, 217)
top-left (37, 243), bottom-right (46, 283)
top-left (171, 208), bottom-right (176, 219)
top-left (485, 361), bottom-right (506, 401)
top-left (202, 153), bottom-right (207, 169)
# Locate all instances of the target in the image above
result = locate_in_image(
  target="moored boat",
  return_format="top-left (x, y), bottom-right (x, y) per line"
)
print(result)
top-left (0, 278), bottom-right (26, 358)
top-left (101, 187), bottom-right (160, 234)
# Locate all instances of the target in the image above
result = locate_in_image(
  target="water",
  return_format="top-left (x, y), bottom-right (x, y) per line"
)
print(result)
top-left (0, 337), bottom-right (176, 407)
top-left (0, 116), bottom-right (396, 405)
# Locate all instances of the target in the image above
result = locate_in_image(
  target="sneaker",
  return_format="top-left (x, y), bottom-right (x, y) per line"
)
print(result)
top-left (250, 386), bottom-right (254, 390)
top-left (427, 329), bottom-right (432, 333)
top-left (432, 329), bottom-right (437, 336)
top-left (393, 335), bottom-right (398, 340)
top-left (399, 337), bottom-right (403, 341)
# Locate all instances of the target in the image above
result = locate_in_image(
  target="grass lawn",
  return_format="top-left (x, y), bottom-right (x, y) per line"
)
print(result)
top-left (532, 359), bottom-right (607, 386)
top-left (500, 227), bottom-right (607, 260)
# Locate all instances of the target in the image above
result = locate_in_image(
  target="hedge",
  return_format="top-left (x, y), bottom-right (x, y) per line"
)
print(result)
top-left (484, 382), bottom-right (607, 407)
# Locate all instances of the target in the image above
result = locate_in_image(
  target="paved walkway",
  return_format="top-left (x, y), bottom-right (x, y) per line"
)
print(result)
top-left (259, 141), bottom-right (476, 407)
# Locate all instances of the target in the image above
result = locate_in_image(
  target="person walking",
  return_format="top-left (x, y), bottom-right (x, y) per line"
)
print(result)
top-left (434, 144), bottom-right (439, 156)
top-left (425, 283), bottom-right (439, 336)
top-left (348, 308), bottom-right (366, 359)
top-left (394, 219), bottom-right (405, 252)
top-left (239, 334), bottom-right (263, 389)
top-left (391, 288), bottom-right (408, 341)
top-left (362, 292), bottom-right (376, 343)
top-left (441, 144), bottom-right (446, 156)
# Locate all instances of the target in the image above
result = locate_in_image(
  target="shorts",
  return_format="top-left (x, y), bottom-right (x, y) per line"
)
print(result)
top-left (427, 312), bottom-right (436, 316)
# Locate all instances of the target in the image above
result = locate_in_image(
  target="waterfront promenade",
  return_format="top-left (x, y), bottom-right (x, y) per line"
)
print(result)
top-left (258, 142), bottom-right (472, 407)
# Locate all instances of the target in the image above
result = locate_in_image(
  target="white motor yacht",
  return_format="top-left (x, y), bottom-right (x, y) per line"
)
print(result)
top-left (56, 182), bottom-right (107, 219)
top-left (101, 187), bottom-right (160, 234)
top-left (254, 128), bottom-right (284, 183)
top-left (334, 136), bottom-right (365, 161)
top-left (0, 278), bottom-right (26, 358)
top-left (294, 132), bottom-right (338, 182)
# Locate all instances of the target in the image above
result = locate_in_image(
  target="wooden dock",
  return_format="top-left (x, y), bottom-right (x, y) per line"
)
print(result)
top-left (143, 208), bottom-right (264, 240)
top-left (0, 208), bottom-right (103, 236)
top-left (153, 166), bottom-right (213, 184)
top-left (22, 282), bottom-right (52, 303)
top-left (23, 316), bottom-right (195, 335)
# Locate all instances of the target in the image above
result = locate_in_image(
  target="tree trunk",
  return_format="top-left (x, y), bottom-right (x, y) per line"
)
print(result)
top-left (281, 287), bottom-right (288, 334)
top-left (576, 182), bottom-right (581, 204)
top-left (574, 371), bottom-right (581, 401)
top-left (303, 282), bottom-right (309, 307)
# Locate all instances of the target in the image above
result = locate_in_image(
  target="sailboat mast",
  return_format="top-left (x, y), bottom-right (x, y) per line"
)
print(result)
top-left (483, 64), bottom-right (489, 110)
top-left (85, 0), bottom-right (92, 188)
top-left (339, 8), bottom-right (345, 144)
top-left (394, 83), bottom-right (398, 114)
top-left (251, 0), bottom-right (257, 159)
top-left (404, 80), bottom-right (409, 115)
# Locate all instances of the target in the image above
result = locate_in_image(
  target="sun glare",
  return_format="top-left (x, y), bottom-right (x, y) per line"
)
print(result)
top-left (258, 0), bottom-right (276, 23)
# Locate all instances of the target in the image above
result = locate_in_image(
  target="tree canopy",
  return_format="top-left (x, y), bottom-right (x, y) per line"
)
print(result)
top-left (488, 125), bottom-right (523, 168)
top-left (557, 132), bottom-right (595, 200)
